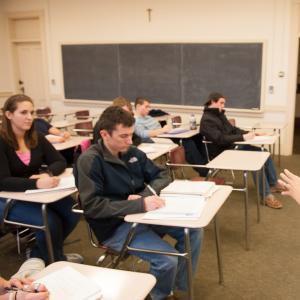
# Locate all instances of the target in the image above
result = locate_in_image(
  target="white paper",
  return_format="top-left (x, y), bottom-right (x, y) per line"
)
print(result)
top-left (34, 266), bottom-right (102, 300)
top-left (251, 135), bottom-right (274, 142)
top-left (143, 194), bottom-right (206, 220)
top-left (161, 180), bottom-right (216, 197)
top-left (167, 127), bottom-right (190, 134)
top-left (25, 175), bottom-right (76, 194)
top-left (138, 145), bottom-right (156, 154)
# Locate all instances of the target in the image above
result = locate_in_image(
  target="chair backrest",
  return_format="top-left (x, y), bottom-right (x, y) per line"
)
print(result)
top-left (74, 121), bottom-right (93, 136)
top-left (171, 115), bottom-right (182, 128)
top-left (75, 110), bottom-right (90, 120)
top-left (36, 107), bottom-right (53, 122)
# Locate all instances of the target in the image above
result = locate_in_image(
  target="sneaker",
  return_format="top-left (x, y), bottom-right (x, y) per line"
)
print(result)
top-left (265, 194), bottom-right (283, 209)
top-left (65, 253), bottom-right (84, 264)
top-left (12, 258), bottom-right (45, 279)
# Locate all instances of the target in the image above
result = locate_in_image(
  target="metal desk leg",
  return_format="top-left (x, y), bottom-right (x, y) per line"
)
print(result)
top-left (256, 171), bottom-right (261, 223)
top-left (214, 216), bottom-right (224, 284)
top-left (262, 165), bottom-right (266, 206)
top-left (243, 171), bottom-right (249, 250)
top-left (278, 129), bottom-right (281, 166)
top-left (112, 223), bottom-right (138, 269)
top-left (184, 228), bottom-right (194, 300)
top-left (41, 204), bottom-right (54, 263)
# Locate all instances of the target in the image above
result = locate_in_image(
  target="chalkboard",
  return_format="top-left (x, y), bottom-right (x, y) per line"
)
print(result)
top-left (62, 43), bottom-right (263, 109)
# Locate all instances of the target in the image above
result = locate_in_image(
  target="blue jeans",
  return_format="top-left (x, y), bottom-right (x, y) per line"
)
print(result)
top-left (103, 222), bottom-right (203, 300)
top-left (237, 145), bottom-right (278, 197)
top-left (0, 196), bottom-right (79, 264)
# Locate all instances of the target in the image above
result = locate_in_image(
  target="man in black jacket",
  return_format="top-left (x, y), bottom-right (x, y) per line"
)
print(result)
top-left (200, 92), bottom-right (283, 209)
top-left (75, 106), bottom-right (203, 300)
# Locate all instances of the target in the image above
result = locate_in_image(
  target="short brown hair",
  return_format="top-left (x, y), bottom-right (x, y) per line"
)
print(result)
top-left (0, 94), bottom-right (37, 149)
top-left (98, 106), bottom-right (135, 134)
top-left (112, 96), bottom-right (133, 114)
top-left (134, 97), bottom-right (149, 108)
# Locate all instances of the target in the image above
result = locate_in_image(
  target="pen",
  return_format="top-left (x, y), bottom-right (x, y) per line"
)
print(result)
top-left (146, 184), bottom-right (158, 196)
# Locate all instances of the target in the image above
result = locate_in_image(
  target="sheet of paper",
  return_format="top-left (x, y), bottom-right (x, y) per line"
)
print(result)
top-left (251, 135), bottom-right (274, 142)
top-left (138, 145), bottom-right (156, 154)
top-left (167, 127), bottom-right (190, 134)
top-left (34, 266), bottom-right (102, 300)
top-left (25, 175), bottom-right (75, 194)
top-left (143, 194), bottom-right (206, 220)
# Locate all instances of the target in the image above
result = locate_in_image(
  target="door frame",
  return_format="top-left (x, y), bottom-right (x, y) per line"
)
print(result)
top-left (7, 11), bottom-right (49, 106)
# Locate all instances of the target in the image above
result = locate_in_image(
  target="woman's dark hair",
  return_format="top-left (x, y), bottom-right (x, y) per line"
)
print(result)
top-left (204, 92), bottom-right (225, 107)
top-left (97, 106), bottom-right (135, 135)
top-left (0, 94), bottom-right (37, 150)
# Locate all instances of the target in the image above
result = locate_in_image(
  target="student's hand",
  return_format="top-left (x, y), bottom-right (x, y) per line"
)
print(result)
top-left (15, 288), bottom-right (49, 300)
top-left (243, 132), bottom-right (255, 141)
top-left (162, 124), bottom-right (172, 133)
top-left (30, 173), bottom-right (50, 180)
top-left (279, 169), bottom-right (300, 205)
top-left (36, 177), bottom-right (60, 189)
top-left (255, 132), bottom-right (268, 136)
top-left (61, 131), bottom-right (71, 139)
top-left (144, 195), bottom-right (165, 211)
top-left (0, 277), bottom-right (10, 294)
top-left (127, 194), bottom-right (142, 200)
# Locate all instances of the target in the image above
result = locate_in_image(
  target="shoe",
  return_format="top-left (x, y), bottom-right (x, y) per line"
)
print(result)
top-left (65, 253), bottom-right (84, 264)
top-left (12, 258), bottom-right (45, 279)
top-left (270, 183), bottom-right (286, 193)
top-left (265, 194), bottom-right (283, 209)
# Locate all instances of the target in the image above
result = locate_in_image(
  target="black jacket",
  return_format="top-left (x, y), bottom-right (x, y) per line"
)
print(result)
top-left (74, 139), bottom-right (171, 242)
top-left (200, 107), bottom-right (248, 159)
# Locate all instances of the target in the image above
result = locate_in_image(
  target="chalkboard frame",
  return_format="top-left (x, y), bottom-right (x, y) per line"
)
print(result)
top-left (61, 42), bottom-right (265, 111)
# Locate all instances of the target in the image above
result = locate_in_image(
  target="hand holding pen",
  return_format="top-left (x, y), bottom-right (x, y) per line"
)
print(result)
top-left (143, 185), bottom-right (165, 211)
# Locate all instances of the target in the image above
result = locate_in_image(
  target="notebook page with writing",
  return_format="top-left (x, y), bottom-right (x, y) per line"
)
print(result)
top-left (34, 266), bottom-right (102, 300)
top-left (143, 194), bottom-right (206, 220)
top-left (25, 175), bottom-right (76, 194)
top-left (160, 180), bottom-right (215, 196)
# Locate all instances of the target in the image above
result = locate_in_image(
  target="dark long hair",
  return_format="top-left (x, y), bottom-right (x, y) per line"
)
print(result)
top-left (0, 94), bottom-right (38, 150)
top-left (204, 92), bottom-right (225, 107)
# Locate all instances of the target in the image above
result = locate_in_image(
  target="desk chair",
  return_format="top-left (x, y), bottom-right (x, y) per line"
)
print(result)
top-left (72, 195), bottom-right (138, 269)
top-left (171, 115), bottom-right (182, 127)
top-left (1, 200), bottom-right (35, 255)
top-left (166, 145), bottom-right (225, 184)
top-left (36, 107), bottom-right (54, 122)
top-left (75, 110), bottom-right (90, 120)
top-left (73, 120), bottom-right (93, 136)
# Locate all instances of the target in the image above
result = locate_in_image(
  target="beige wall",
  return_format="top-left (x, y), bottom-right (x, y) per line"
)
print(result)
top-left (0, 0), bottom-right (299, 154)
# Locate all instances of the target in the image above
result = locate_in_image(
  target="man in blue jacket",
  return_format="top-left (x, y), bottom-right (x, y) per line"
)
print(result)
top-left (75, 106), bottom-right (202, 300)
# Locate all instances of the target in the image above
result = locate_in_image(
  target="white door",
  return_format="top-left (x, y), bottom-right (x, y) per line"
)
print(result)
top-left (15, 42), bottom-right (45, 107)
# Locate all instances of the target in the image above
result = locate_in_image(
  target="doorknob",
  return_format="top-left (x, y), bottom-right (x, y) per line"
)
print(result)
top-left (19, 80), bottom-right (23, 85)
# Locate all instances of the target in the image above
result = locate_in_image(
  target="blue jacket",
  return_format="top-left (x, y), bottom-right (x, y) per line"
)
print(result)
top-left (74, 139), bottom-right (171, 242)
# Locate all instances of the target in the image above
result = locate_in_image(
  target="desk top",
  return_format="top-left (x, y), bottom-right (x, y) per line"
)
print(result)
top-left (53, 136), bottom-right (91, 151)
top-left (157, 126), bottom-right (199, 139)
top-left (234, 134), bottom-right (278, 146)
top-left (138, 143), bottom-right (178, 160)
top-left (239, 122), bottom-right (287, 130)
top-left (0, 168), bottom-right (76, 203)
top-left (34, 261), bottom-right (156, 300)
top-left (125, 185), bottom-right (232, 228)
top-left (206, 150), bottom-right (270, 171)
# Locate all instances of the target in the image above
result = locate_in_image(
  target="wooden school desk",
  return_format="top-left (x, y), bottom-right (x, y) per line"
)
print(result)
top-left (34, 261), bottom-right (156, 300)
top-left (116, 185), bottom-right (232, 300)
top-left (206, 150), bottom-right (270, 250)
top-left (0, 187), bottom-right (76, 263)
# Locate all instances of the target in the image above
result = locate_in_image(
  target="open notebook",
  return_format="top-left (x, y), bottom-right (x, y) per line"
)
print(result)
top-left (34, 266), bottom-right (102, 300)
top-left (25, 175), bottom-right (76, 194)
top-left (143, 180), bottom-right (218, 220)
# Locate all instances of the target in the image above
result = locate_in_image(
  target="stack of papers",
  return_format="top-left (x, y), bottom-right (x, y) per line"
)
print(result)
top-left (25, 175), bottom-right (76, 194)
top-left (34, 266), bottom-right (102, 300)
top-left (143, 180), bottom-right (218, 220)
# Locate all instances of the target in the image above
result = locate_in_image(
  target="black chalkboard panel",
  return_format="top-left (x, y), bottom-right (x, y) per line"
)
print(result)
top-left (62, 43), bottom-right (263, 109)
